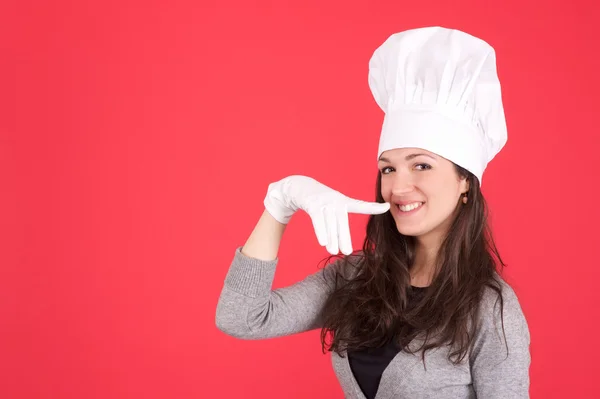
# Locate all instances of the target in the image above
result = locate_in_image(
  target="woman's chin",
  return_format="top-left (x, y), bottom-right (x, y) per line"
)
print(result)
top-left (394, 223), bottom-right (426, 237)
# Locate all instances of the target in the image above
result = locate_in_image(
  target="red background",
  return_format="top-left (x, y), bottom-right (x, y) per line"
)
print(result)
top-left (2, 1), bottom-right (599, 398)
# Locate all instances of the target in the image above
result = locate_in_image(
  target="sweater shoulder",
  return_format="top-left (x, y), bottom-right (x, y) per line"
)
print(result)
top-left (478, 273), bottom-right (529, 335)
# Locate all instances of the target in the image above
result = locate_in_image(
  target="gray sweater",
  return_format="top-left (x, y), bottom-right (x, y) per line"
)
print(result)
top-left (215, 247), bottom-right (531, 398)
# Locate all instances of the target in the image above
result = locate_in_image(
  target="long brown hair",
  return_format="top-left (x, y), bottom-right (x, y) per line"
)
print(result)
top-left (319, 165), bottom-right (506, 364)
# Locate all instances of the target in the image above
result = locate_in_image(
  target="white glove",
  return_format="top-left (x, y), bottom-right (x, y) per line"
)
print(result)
top-left (263, 175), bottom-right (390, 255)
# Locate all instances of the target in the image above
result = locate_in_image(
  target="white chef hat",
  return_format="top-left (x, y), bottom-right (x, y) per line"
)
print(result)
top-left (368, 26), bottom-right (507, 185)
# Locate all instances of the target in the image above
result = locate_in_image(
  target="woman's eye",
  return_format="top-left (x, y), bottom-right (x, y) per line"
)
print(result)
top-left (415, 163), bottom-right (432, 171)
top-left (380, 166), bottom-right (394, 174)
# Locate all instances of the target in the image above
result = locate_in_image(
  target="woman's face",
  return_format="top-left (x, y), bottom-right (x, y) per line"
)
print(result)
top-left (378, 148), bottom-right (469, 243)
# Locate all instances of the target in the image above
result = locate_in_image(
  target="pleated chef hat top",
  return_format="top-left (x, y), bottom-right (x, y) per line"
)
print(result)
top-left (369, 26), bottom-right (507, 184)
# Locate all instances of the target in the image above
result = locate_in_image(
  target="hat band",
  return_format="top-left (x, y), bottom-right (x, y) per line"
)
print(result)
top-left (376, 106), bottom-right (487, 184)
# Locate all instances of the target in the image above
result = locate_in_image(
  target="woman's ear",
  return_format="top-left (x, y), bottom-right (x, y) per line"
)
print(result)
top-left (459, 176), bottom-right (470, 195)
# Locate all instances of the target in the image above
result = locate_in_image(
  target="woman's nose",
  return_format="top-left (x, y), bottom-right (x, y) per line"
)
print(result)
top-left (391, 173), bottom-right (414, 195)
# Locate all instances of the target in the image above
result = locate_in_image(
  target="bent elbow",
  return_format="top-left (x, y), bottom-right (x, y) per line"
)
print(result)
top-left (215, 302), bottom-right (254, 339)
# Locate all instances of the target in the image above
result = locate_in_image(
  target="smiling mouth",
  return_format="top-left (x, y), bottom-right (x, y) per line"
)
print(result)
top-left (396, 202), bottom-right (424, 212)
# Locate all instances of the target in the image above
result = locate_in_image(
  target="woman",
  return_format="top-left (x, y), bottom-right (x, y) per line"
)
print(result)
top-left (215, 26), bottom-right (531, 398)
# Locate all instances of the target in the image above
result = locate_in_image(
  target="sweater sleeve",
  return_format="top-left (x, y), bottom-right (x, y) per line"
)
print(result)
top-left (470, 281), bottom-right (531, 398)
top-left (215, 247), bottom-right (350, 339)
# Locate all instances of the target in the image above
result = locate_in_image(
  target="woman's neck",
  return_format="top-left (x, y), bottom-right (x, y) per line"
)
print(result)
top-left (410, 238), bottom-right (441, 287)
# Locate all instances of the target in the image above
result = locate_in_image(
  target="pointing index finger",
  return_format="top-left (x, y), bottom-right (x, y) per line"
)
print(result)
top-left (346, 199), bottom-right (390, 215)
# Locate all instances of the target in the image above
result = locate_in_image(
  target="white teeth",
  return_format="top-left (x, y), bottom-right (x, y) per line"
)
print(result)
top-left (399, 202), bottom-right (423, 212)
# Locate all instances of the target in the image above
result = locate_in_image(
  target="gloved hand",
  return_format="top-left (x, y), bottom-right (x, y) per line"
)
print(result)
top-left (263, 175), bottom-right (390, 255)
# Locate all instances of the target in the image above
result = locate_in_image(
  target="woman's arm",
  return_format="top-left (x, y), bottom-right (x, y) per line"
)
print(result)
top-left (215, 210), bottom-right (347, 339)
top-left (215, 175), bottom-right (387, 339)
top-left (470, 282), bottom-right (531, 398)
top-left (239, 209), bottom-right (287, 262)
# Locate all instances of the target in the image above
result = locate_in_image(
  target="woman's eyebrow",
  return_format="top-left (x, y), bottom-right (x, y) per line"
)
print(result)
top-left (405, 153), bottom-right (437, 161)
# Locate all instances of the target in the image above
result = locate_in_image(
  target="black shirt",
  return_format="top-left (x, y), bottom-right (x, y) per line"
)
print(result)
top-left (347, 286), bottom-right (426, 399)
